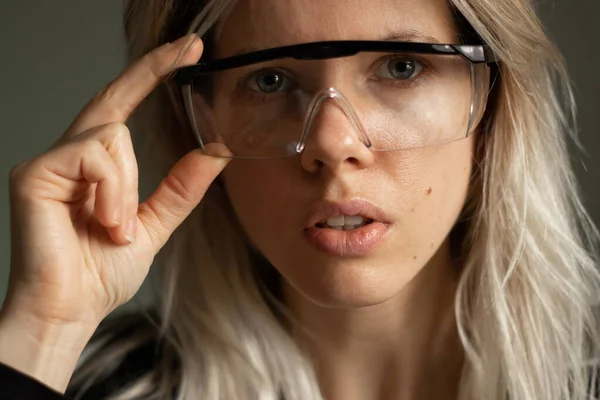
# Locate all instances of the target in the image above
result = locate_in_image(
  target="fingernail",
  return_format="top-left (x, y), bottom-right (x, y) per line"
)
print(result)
top-left (214, 155), bottom-right (230, 166)
top-left (112, 205), bottom-right (122, 226)
top-left (126, 218), bottom-right (137, 243)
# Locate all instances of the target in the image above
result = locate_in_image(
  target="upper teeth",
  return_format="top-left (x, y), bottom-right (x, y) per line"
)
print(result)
top-left (324, 215), bottom-right (365, 227)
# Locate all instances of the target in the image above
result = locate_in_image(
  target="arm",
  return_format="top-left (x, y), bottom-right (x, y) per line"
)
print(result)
top-left (0, 307), bottom-right (95, 395)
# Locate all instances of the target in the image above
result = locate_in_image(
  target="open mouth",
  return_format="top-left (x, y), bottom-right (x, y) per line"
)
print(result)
top-left (314, 215), bottom-right (374, 230)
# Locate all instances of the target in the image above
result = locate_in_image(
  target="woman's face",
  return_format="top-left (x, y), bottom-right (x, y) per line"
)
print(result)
top-left (218, 0), bottom-right (475, 308)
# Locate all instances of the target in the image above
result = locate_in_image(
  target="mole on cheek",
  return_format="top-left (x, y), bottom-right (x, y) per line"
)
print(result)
top-left (426, 187), bottom-right (432, 196)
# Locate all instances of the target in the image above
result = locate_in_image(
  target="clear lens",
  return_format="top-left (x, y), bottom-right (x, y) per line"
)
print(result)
top-left (187, 52), bottom-right (490, 158)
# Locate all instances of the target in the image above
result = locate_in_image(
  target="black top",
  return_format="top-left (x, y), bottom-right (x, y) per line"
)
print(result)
top-left (0, 347), bottom-right (153, 399)
top-left (0, 362), bottom-right (66, 399)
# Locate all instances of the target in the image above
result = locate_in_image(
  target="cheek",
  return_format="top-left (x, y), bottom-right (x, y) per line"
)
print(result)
top-left (387, 139), bottom-right (474, 260)
top-left (222, 160), bottom-right (297, 246)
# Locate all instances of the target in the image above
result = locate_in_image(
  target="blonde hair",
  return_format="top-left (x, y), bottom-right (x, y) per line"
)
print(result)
top-left (67, 0), bottom-right (600, 399)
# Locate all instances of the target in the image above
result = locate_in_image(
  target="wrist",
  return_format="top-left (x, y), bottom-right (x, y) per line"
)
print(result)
top-left (0, 306), bottom-right (97, 393)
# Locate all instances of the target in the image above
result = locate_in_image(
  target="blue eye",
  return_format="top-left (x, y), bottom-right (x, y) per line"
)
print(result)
top-left (246, 70), bottom-right (295, 94)
top-left (377, 57), bottom-right (423, 80)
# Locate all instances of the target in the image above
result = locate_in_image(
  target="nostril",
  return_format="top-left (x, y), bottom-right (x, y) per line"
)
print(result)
top-left (303, 158), bottom-right (323, 173)
top-left (347, 157), bottom-right (360, 165)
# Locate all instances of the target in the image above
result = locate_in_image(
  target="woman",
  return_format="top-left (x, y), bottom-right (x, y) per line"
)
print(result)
top-left (1, 0), bottom-right (599, 399)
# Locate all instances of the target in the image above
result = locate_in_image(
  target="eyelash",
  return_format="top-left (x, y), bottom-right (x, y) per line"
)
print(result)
top-left (238, 68), bottom-right (296, 102)
top-left (236, 54), bottom-right (434, 100)
top-left (371, 54), bottom-right (432, 89)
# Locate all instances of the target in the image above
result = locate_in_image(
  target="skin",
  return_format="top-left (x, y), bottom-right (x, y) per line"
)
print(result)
top-left (0, 0), bottom-right (476, 397)
top-left (0, 36), bottom-right (220, 393)
top-left (217, 0), bottom-right (475, 399)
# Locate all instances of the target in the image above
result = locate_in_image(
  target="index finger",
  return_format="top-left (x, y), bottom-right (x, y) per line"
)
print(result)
top-left (64, 34), bottom-right (202, 138)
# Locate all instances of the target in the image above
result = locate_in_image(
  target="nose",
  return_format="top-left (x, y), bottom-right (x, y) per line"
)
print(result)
top-left (299, 88), bottom-right (375, 174)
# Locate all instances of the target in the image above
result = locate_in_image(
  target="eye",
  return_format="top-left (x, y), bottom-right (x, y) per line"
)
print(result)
top-left (245, 69), bottom-right (295, 94)
top-left (376, 57), bottom-right (424, 81)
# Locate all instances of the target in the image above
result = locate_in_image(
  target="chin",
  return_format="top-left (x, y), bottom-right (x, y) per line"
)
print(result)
top-left (280, 256), bottom-right (421, 309)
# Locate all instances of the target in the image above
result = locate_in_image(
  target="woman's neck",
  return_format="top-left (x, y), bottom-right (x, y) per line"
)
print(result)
top-left (283, 240), bottom-right (463, 400)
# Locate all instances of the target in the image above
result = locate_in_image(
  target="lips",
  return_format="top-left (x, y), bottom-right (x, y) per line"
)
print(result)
top-left (303, 199), bottom-right (391, 256)
top-left (304, 199), bottom-right (391, 229)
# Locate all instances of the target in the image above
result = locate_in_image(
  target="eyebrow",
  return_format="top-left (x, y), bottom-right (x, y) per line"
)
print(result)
top-left (230, 29), bottom-right (442, 56)
top-left (381, 29), bottom-right (442, 44)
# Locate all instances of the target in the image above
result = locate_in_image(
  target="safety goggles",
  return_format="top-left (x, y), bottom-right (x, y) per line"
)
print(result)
top-left (174, 40), bottom-right (497, 158)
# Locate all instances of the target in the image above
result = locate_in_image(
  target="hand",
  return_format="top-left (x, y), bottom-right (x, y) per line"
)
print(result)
top-left (4, 34), bottom-right (227, 333)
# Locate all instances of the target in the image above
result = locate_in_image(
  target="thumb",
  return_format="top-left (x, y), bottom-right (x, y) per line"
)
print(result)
top-left (137, 148), bottom-right (229, 253)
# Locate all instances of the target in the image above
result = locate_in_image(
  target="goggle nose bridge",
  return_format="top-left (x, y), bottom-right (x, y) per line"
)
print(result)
top-left (295, 87), bottom-right (373, 154)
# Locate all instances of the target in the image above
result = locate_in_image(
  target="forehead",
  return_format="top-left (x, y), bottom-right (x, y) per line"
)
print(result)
top-left (215, 0), bottom-right (458, 57)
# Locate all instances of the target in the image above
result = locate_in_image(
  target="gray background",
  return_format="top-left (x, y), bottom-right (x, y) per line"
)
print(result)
top-left (0, 1), bottom-right (598, 307)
